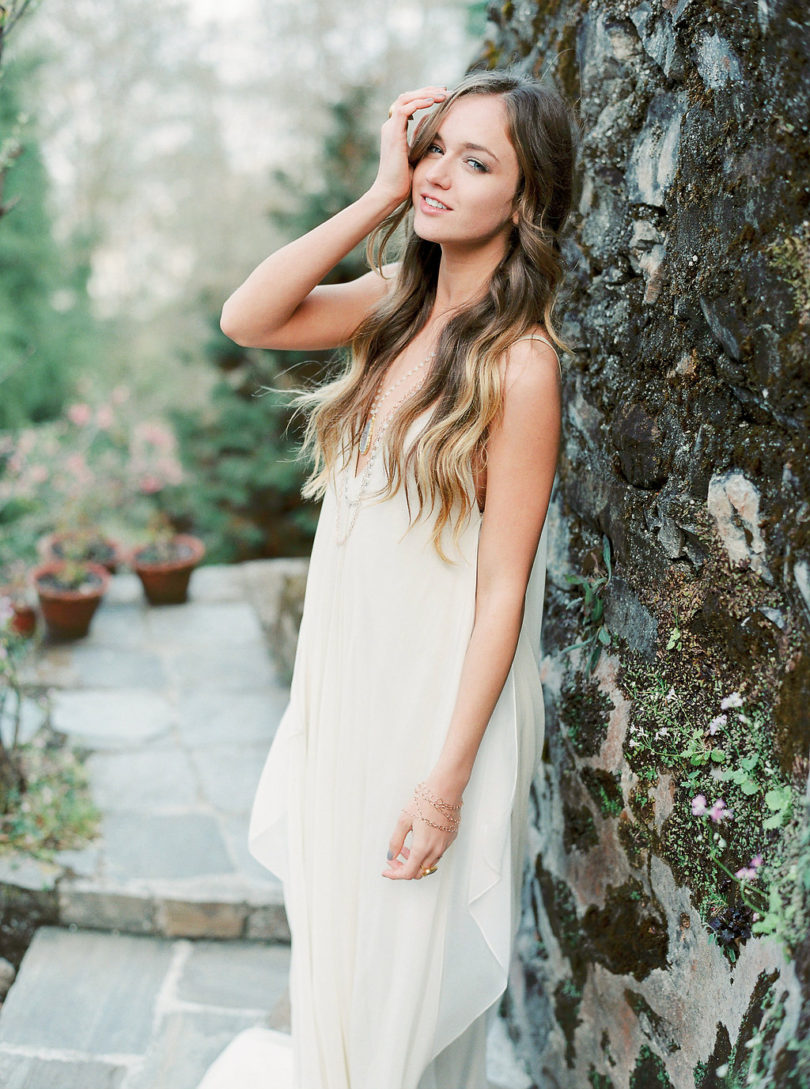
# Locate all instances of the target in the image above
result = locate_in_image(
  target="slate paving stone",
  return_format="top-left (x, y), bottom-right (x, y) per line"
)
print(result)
top-left (0, 1053), bottom-right (128, 1089)
top-left (123, 1008), bottom-right (268, 1089)
top-left (69, 645), bottom-right (167, 688)
top-left (219, 812), bottom-right (282, 886)
top-left (50, 689), bottom-right (176, 748)
top-left (18, 642), bottom-right (78, 687)
top-left (0, 854), bottom-right (60, 892)
top-left (156, 898), bottom-right (247, 939)
top-left (82, 604), bottom-right (151, 650)
top-left (0, 927), bottom-right (173, 1054)
top-left (146, 601), bottom-right (265, 646)
top-left (188, 744), bottom-right (272, 817)
top-left (176, 687), bottom-right (288, 747)
top-left (185, 565), bottom-right (247, 603)
top-left (103, 573), bottom-right (144, 606)
top-left (101, 813), bottom-right (234, 881)
top-left (86, 748), bottom-right (199, 811)
top-left (164, 641), bottom-right (279, 690)
top-left (0, 696), bottom-right (47, 748)
top-left (50, 842), bottom-right (102, 878)
top-left (177, 939), bottom-right (290, 1011)
top-left (58, 883), bottom-right (159, 933)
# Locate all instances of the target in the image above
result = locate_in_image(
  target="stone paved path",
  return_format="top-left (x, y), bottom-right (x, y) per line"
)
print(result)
top-left (0, 925), bottom-right (291, 1089)
top-left (2, 562), bottom-right (298, 942)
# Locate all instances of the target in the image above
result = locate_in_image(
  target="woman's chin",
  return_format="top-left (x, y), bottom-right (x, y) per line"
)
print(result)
top-left (413, 216), bottom-right (448, 244)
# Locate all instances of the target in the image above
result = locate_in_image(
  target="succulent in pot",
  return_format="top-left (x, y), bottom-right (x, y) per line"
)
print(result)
top-left (32, 559), bottom-right (110, 640)
top-left (38, 526), bottom-right (124, 574)
top-left (131, 514), bottom-right (205, 605)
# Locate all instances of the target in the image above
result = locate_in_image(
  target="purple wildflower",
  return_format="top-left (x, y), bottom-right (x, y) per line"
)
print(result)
top-left (709, 798), bottom-right (733, 823)
top-left (708, 713), bottom-right (727, 736)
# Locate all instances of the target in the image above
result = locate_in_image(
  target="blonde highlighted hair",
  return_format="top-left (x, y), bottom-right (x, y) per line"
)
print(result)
top-left (289, 69), bottom-right (577, 562)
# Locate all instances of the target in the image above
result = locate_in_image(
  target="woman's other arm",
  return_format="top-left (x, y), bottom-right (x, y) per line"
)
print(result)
top-left (220, 86), bottom-right (447, 351)
top-left (384, 337), bottom-right (561, 880)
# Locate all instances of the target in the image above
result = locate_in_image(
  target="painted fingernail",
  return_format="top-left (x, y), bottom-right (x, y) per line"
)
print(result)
top-left (387, 850), bottom-right (394, 860)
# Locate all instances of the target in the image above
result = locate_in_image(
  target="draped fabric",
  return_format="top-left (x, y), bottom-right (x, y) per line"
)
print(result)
top-left (249, 337), bottom-right (555, 1088)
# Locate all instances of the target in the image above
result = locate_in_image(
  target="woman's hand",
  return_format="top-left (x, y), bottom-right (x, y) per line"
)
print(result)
top-left (369, 86), bottom-right (447, 209)
top-left (381, 772), bottom-right (464, 881)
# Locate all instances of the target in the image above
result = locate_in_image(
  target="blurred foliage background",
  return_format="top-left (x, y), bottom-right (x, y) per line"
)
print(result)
top-left (0, 0), bottom-right (483, 569)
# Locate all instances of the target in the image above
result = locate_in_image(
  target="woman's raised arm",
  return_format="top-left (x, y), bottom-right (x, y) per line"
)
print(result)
top-left (220, 86), bottom-right (446, 351)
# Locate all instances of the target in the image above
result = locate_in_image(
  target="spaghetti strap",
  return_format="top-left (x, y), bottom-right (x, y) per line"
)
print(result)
top-left (513, 333), bottom-right (562, 377)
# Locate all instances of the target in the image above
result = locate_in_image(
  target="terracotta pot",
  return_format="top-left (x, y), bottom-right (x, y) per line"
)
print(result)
top-left (37, 531), bottom-right (124, 574)
top-left (131, 534), bottom-right (205, 605)
top-left (32, 561), bottom-right (110, 640)
top-left (10, 602), bottom-right (37, 638)
top-left (0, 587), bottom-right (38, 638)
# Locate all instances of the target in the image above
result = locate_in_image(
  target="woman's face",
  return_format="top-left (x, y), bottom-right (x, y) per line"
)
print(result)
top-left (411, 94), bottom-right (521, 252)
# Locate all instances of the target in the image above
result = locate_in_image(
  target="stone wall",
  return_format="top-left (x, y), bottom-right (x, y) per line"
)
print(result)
top-left (477, 2), bottom-right (810, 1086)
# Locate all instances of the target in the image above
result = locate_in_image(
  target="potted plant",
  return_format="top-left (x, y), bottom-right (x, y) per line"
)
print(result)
top-left (130, 512), bottom-right (205, 605)
top-left (37, 524), bottom-right (124, 574)
top-left (32, 557), bottom-right (110, 640)
top-left (0, 558), bottom-right (38, 638)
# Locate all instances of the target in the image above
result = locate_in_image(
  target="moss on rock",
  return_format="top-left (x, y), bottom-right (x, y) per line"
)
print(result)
top-left (581, 878), bottom-right (668, 981)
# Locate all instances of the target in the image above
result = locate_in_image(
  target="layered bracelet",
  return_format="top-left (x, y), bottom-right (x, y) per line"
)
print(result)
top-left (413, 781), bottom-right (463, 833)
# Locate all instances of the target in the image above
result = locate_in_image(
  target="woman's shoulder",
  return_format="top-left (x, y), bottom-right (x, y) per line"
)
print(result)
top-left (511, 326), bottom-right (558, 353)
top-left (503, 327), bottom-right (562, 382)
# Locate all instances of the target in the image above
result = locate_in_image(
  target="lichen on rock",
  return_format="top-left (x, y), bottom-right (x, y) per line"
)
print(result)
top-left (474, 0), bottom-right (810, 1084)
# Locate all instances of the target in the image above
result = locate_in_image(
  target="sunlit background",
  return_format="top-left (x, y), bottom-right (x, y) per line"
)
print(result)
top-left (1, 0), bottom-right (484, 565)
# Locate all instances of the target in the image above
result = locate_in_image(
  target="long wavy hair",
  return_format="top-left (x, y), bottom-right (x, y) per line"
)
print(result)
top-left (289, 69), bottom-right (577, 563)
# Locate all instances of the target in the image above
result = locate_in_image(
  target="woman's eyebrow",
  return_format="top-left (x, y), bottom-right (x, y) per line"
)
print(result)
top-left (461, 141), bottom-right (499, 162)
top-left (432, 132), bottom-right (500, 163)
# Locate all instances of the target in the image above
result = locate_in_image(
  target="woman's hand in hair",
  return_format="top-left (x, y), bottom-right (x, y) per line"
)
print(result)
top-left (370, 86), bottom-right (446, 208)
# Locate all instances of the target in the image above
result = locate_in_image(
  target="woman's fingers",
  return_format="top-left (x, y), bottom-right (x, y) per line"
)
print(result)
top-left (369, 86), bottom-right (445, 208)
top-left (388, 86), bottom-right (447, 114)
top-left (383, 831), bottom-right (451, 881)
top-left (381, 809), bottom-right (413, 876)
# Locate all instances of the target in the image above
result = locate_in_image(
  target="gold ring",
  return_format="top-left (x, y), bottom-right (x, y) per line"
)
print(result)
top-left (421, 865), bottom-right (438, 877)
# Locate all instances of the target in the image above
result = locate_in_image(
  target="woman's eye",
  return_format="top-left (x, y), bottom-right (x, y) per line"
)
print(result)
top-left (427, 143), bottom-right (443, 154)
top-left (467, 158), bottom-right (488, 173)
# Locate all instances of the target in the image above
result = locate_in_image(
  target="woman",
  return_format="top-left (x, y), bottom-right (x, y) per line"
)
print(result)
top-left (222, 69), bottom-right (576, 1089)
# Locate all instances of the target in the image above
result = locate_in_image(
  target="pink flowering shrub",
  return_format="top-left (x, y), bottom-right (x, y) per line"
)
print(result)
top-left (0, 388), bottom-right (185, 560)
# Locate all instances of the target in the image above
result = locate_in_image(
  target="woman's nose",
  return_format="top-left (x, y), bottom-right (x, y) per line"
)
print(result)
top-left (424, 158), bottom-right (451, 188)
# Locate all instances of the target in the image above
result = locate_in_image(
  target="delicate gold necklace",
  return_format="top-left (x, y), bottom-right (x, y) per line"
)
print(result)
top-left (335, 373), bottom-right (430, 546)
top-left (359, 352), bottom-right (435, 455)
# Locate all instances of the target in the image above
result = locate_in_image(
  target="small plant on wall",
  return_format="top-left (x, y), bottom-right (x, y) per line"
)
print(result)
top-left (563, 533), bottom-right (613, 674)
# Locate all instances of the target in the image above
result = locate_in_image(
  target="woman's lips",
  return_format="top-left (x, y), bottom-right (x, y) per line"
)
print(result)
top-left (420, 194), bottom-right (451, 213)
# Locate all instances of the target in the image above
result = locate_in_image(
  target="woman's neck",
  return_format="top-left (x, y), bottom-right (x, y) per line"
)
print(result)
top-left (431, 235), bottom-right (508, 316)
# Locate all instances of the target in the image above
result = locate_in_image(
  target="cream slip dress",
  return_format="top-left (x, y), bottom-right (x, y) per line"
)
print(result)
top-left (248, 334), bottom-right (560, 1089)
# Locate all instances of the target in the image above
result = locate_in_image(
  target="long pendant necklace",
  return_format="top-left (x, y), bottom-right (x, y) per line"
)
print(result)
top-left (335, 365), bottom-right (432, 546)
top-left (358, 352), bottom-right (434, 456)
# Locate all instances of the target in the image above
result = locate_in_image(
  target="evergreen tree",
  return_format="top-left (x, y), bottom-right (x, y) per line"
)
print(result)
top-left (0, 56), bottom-right (98, 429)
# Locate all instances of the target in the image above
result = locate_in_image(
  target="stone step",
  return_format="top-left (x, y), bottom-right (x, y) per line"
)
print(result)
top-left (2, 562), bottom-right (301, 942)
top-left (0, 927), bottom-right (531, 1089)
top-left (0, 926), bottom-right (291, 1089)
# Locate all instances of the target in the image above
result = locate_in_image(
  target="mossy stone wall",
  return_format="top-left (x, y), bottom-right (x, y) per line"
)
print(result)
top-left (477, 2), bottom-right (810, 1086)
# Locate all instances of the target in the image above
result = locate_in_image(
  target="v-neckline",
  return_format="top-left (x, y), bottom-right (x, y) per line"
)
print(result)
top-left (348, 401), bottom-right (438, 484)
top-left (342, 402), bottom-right (485, 517)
